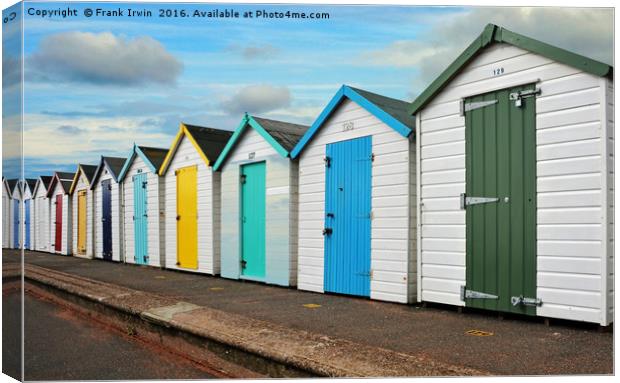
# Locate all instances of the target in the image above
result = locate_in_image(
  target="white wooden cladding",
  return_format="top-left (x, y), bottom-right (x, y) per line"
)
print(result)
top-left (121, 155), bottom-right (164, 268)
top-left (163, 136), bottom-right (219, 275)
top-left (417, 42), bottom-right (613, 324)
top-left (33, 183), bottom-right (50, 252)
top-left (220, 127), bottom-right (298, 286)
top-left (2, 185), bottom-right (10, 248)
top-left (297, 98), bottom-right (416, 304)
top-left (71, 172), bottom-right (94, 258)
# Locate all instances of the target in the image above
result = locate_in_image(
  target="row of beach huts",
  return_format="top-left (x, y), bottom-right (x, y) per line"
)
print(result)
top-left (2, 25), bottom-right (614, 325)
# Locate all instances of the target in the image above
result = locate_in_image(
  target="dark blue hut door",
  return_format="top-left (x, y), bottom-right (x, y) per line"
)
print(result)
top-left (101, 179), bottom-right (113, 261)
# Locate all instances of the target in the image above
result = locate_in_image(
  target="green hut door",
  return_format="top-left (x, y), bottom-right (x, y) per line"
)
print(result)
top-left (240, 162), bottom-right (266, 279)
top-left (463, 84), bottom-right (538, 315)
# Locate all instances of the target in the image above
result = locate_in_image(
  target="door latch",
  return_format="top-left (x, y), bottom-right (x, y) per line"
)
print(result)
top-left (509, 88), bottom-right (541, 107)
top-left (324, 156), bottom-right (331, 168)
top-left (511, 296), bottom-right (542, 307)
top-left (322, 228), bottom-right (333, 236)
top-left (241, 260), bottom-right (247, 269)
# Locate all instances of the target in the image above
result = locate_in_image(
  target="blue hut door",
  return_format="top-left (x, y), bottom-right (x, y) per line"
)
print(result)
top-left (13, 199), bottom-right (19, 248)
top-left (324, 136), bottom-right (372, 297)
top-left (133, 173), bottom-right (148, 265)
top-left (24, 199), bottom-right (30, 249)
top-left (101, 179), bottom-right (113, 261)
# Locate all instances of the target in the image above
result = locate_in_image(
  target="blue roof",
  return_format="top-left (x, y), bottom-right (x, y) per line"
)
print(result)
top-left (290, 85), bottom-right (414, 158)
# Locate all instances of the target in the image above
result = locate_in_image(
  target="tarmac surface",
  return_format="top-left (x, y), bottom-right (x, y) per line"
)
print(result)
top-left (3, 287), bottom-right (216, 380)
top-left (3, 249), bottom-right (614, 375)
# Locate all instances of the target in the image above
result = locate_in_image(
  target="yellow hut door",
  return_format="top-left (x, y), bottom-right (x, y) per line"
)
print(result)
top-left (77, 190), bottom-right (87, 254)
top-left (176, 166), bottom-right (198, 269)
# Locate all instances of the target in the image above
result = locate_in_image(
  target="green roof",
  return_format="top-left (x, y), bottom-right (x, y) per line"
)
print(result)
top-left (410, 23), bottom-right (613, 115)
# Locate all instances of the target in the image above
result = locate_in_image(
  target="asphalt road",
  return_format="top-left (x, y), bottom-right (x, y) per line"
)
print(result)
top-left (4, 250), bottom-right (614, 375)
top-left (3, 289), bottom-right (216, 380)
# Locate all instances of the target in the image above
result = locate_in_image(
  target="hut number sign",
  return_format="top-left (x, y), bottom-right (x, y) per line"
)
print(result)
top-left (342, 121), bottom-right (354, 131)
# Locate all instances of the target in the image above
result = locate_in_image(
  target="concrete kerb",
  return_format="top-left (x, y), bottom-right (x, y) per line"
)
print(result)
top-left (8, 262), bottom-right (489, 377)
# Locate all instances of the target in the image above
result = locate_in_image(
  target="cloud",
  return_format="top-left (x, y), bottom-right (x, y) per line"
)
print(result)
top-left (360, 7), bottom-right (613, 94)
top-left (56, 125), bottom-right (86, 135)
top-left (219, 84), bottom-right (291, 115)
top-left (28, 31), bottom-right (183, 86)
top-left (2, 56), bottom-right (22, 88)
top-left (227, 43), bottom-right (280, 61)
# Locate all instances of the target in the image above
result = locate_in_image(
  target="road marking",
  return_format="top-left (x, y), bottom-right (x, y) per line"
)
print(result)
top-left (465, 329), bottom-right (494, 337)
top-left (303, 304), bottom-right (321, 309)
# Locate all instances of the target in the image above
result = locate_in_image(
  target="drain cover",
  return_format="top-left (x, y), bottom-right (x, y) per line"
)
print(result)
top-left (465, 329), bottom-right (494, 336)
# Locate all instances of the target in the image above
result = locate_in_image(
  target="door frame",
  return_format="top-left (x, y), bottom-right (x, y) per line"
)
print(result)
top-left (323, 136), bottom-right (373, 297)
top-left (239, 160), bottom-right (267, 281)
top-left (462, 84), bottom-right (538, 315)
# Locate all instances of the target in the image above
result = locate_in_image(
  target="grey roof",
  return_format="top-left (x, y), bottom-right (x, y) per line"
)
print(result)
top-left (252, 116), bottom-right (310, 151)
top-left (25, 178), bottom-right (37, 193)
top-left (79, 164), bottom-right (98, 183)
top-left (39, 176), bottom-right (53, 190)
top-left (348, 86), bottom-right (415, 130)
top-left (103, 157), bottom-right (127, 178)
top-left (7, 179), bottom-right (18, 194)
top-left (55, 172), bottom-right (76, 195)
top-left (138, 146), bottom-right (168, 171)
top-left (184, 124), bottom-right (234, 162)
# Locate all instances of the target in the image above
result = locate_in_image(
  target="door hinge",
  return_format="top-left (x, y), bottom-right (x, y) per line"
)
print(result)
top-left (322, 227), bottom-right (333, 236)
top-left (509, 88), bottom-right (541, 107)
top-left (460, 99), bottom-right (497, 115)
top-left (460, 286), bottom-right (498, 301)
top-left (240, 174), bottom-right (247, 184)
top-left (370, 153), bottom-right (375, 162)
top-left (324, 156), bottom-right (331, 168)
top-left (241, 259), bottom-right (247, 269)
top-left (460, 193), bottom-right (500, 209)
top-left (511, 296), bottom-right (542, 307)
top-left (142, 181), bottom-right (147, 188)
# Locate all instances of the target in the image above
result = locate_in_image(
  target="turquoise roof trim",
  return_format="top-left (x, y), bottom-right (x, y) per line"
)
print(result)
top-left (117, 144), bottom-right (158, 182)
top-left (212, 114), bottom-right (289, 171)
top-left (290, 85), bottom-right (413, 159)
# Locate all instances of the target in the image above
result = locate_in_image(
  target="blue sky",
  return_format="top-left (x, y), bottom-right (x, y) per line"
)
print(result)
top-left (1, 2), bottom-right (613, 179)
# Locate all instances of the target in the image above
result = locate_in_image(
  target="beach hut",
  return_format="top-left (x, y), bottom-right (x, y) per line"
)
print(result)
top-left (291, 85), bottom-right (416, 303)
top-left (32, 175), bottom-right (53, 252)
top-left (23, 178), bottom-right (37, 250)
top-left (159, 123), bottom-right (233, 274)
top-left (9, 179), bottom-right (22, 249)
top-left (213, 115), bottom-right (309, 286)
top-left (118, 145), bottom-right (168, 267)
top-left (90, 156), bottom-right (127, 262)
top-left (47, 172), bottom-right (75, 255)
top-left (69, 164), bottom-right (98, 258)
top-left (410, 24), bottom-right (614, 325)
top-left (2, 177), bottom-right (12, 248)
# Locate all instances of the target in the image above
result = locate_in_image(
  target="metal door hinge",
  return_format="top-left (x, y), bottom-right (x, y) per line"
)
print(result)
top-left (460, 99), bottom-right (497, 115)
top-left (509, 88), bottom-right (541, 107)
top-left (241, 259), bottom-right (247, 269)
top-left (370, 153), bottom-right (375, 162)
top-left (460, 193), bottom-right (500, 209)
top-left (511, 296), bottom-right (542, 307)
top-left (460, 286), bottom-right (498, 301)
top-left (322, 227), bottom-right (333, 236)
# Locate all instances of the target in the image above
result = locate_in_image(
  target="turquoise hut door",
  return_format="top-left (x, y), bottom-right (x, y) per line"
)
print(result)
top-left (240, 162), bottom-right (266, 279)
top-left (324, 136), bottom-right (372, 297)
top-left (133, 172), bottom-right (148, 265)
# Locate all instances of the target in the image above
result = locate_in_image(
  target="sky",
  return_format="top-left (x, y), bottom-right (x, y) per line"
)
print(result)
top-left (1, 1), bottom-right (614, 180)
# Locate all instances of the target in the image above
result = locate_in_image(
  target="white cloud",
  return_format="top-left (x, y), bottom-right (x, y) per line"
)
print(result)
top-left (359, 7), bottom-right (613, 94)
top-left (28, 31), bottom-right (183, 86)
top-left (219, 84), bottom-right (292, 115)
